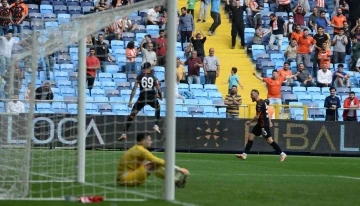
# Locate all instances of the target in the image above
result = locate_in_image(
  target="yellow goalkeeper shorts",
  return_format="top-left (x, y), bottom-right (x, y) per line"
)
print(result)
top-left (117, 166), bottom-right (147, 187)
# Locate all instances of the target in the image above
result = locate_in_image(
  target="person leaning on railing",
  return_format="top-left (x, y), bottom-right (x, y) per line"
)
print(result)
top-left (342, 91), bottom-right (359, 121)
top-left (324, 86), bottom-right (341, 122)
top-left (224, 85), bottom-right (242, 119)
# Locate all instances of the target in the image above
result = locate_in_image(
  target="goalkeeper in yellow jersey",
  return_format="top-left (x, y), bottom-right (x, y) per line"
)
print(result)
top-left (117, 133), bottom-right (190, 187)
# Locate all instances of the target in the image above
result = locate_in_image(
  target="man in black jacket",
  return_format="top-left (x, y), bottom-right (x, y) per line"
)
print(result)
top-left (35, 82), bottom-right (54, 101)
top-left (226, 0), bottom-right (245, 49)
top-left (190, 31), bottom-right (206, 61)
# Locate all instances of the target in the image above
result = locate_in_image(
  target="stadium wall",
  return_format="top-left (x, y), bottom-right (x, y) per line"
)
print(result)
top-left (2, 114), bottom-right (360, 156)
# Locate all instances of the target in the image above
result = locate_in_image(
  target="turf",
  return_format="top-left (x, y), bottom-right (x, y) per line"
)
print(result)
top-left (1, 151), bottom-right (360, 206)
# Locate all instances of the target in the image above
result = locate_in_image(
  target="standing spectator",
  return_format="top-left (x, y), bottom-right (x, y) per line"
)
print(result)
top-left (197, 0), bottom-right (209, 23)
top-left (263, 14), bottom-right (287, 51)
top-left (6, 95), bottom-right (24, 114)
top-left (293, 4), bottom-right (306, 26)
top-left (248, 0), bottom-right (262, 29)
top-left (313, 26), bottom-right (329, 77)
top-left (95, 0), bottom-right (109, 11)
top-left (316, 0), bottom-right (325, 12)
top-left (182, 50), bottom-right (203, 84)
top-left (315, 11), bottom-right (331, 33)
top-left (222, 67), bottom-right (243, 94)
top-left (147, 6), bottom-right (161, 25)
top-left (125, 41), bottom-right (137, 73)
top-left (226, 0), bottom-right (245, 49)
top-left (308, 7), bottom-right (318, 33)
top-left (140, 39), bottom-right (157, 67)
top-left (35, 82), bottom-right (54, 101)
top-left (291, 24), bottom-right (303, 42)
top-left (179, 7), bottom-right (194, 51)
top-left (278, 62), bottom-right (297, 86)
top-left (294, 63), bottom-right (316, 87)
top-left (317, 42), bottom-right (332, 70)
top-left (286, 16), bottom-right (295, 37)
top-left (3, 64), bottom-right (22, 98)
top-left (350, 35), bottom-right (360, 72)
top-left (284, 39), bottom-right (298, 62)
top-left (316, 64), bottom-right (332, 87)
top-left (324, 87), bottom-right (341, 121)
top-left (339, 0), bottom-right (349, 15)
top-left (155, 30), bottom-right (167, 66)
top-left (253, 70), bottom-right (293, 105)
top-left (9, 0), bottom-right (25, 35)
top-left (350, 20), bottom-right (360, 40)
top-left (176, 57), bottom-right (186, 84)
top-left (343, 21), bottom-right (351, 55)
top-left (190, 31), bottom-right (206, 61)
top-left (187, 0), bottom-right (197, 16)
top-left (276, 0), bottom-right (292, 14)
top-left (86, 48), bottom-right (101, 96)
top-left (331, 8), bottom-right (347, 36)
top-left (141, 34), bottom-right (155, 49)
top-left (333, 64), bottom-right (350, 87)
top-left (94, 34), bottom-right (113, 72)
top-left (208, 0), bottom-right (221, 36)
top-left (0, 0), bottom-right (11, 36)
top-left (332, 28), bottom-right (348, 63)
top-left (224, 85), bottom-right (242, 118)
top-left (297, 0), bottom-right (310, 13)
top-left (0, 30), bottom-right (15, 77)
top-left (343, 91), bottom-right (359, 121)
top-left (203, 48), bottom-right (220, 84)
top-left (296, 29), bottom-right (315, 69)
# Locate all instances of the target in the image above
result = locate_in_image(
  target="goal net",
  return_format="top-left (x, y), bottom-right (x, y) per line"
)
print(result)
top-left (0, 0), bottom-right (170, 201)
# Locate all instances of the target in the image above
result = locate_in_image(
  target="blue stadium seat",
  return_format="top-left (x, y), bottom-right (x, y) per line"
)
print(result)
top-left (146, 25), bottom-right (160, 35)
top-left (143, 105), bottom-right (156, 116)
top-left (58, 13), bottom-right (71, 24)
top-left (188, 107), bottom-right (204, 116)
top-left (116, 56), bottom-right (127, 70)
top-left (52, 102), bottom-right (67, 113)
top-left (113, 104), bottom-right (129, 114)
top-left (351, 88), bottom-right (360, 94)
top-left (105, 89), bottom-right (120, 97)
top-left (45, 21), bottom-right (58, 29)
top-left (244, 28), bottom-right (255, 44)
top-left (98, 104), bottom-right (112, 113)
top-left (111, 40), bottom-right (124, 50)
top-left (194, 92), bottom-right (208, 100)
top-left (178, 83), bottom-right (189, 92)
top-left (36, 103), bottom-right (51, 112)
top-left (175, 105), bottom-right (186, 116)
top-left (136, 33), bottom-right (147, 43)
top-left (91, 89), bottom-right (105, 97)
top-left (86, 103), bottom-right (98, 113)
top-left (92, 81), bottom-right (102, 89)
top-left (113, 49), bottom-right (126, 56)
top-left (109, 97), bottom-right (125, 103)
top-left (184, 99), bottom-right (198, 106)
top-left (51, 88), bottom-right (61, 96)
top-left (252, 45), bottom-right (265, 61)
top-left (297, 94), bottom-right (312, 103)
top-left (86, 96), bottom-right (94, 102)
top-left (113, 73), bottom-right (128, 83)
top-left (61, 88), bottom-right (75, 96)
top-left (282, 93), bottom-right (297, 104)
top-left (122, 32), bottom-right (135, 41)
top-left (218, 108), bottom-right (226, 117)
top-left (60, 63), bottom-right (74, 72)
top-left (57, 80), bottom-right (72, 88)
top-left (105, 64), bottom-right (119, 73)
top-left (175, 99), bottom-right (184, 104)
top-left (120, 89), bottom-right (132, 98)
top-left (68, 6), bottom-right (82, 14)
top-left (307, 87), bottom-right (321, 95)
top-left (321, 87), bottom-right (330, 96)
top-left (176, 50), bottom-right (185, 58)
top-left (67, 103), bottom-right (77, 113)
top-left (40, 5), bottom-right (53, 14)
top-left (54, 5), bottom-right (68, 14)
top-left (94, 96), bottom-right (109, 104)
top-left (189, 84), bottom-right (203, 93)
top-left (281, 87), bottom-right (292, 96)
top-left (176, 42), bottom-right (182, 51)
top-left (208, 92), bottom-right (223, 100)
top-left (153, 66), bottom-right (165, 73)
top-left (270, 53), bottom-right (284, 62)
top-left (292, 87), bottom-right (307, 96)
top-left (98, 73), bottom-right (112, 82)
top-left (204, 107), bottom-right (218, 118)
top-left (102, 81), bottom-right (116, 90)
top-left (204, 84), bottom-right (218, 92)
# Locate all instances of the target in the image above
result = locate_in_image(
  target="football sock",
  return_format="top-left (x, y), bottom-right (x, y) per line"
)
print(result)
top-left (125, 116), bottom-right (134, 132)
top-left (89, 89), bottom-right (92, 96)
top-left (155, 108), bottom-right (160, 125)
top-left (244, 140), bottom-right (254, 154)
top-left (270, 141), bottom-right (282, 154)
top-left (154, 166), bottom-right (165, 179)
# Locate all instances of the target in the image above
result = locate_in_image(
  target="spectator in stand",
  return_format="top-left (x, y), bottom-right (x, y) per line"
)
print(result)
top-left (95, 0), bottom-right (109, 11)
top-left (105, 19), bottom-right (124, 42)
top-left (6, 95), bottom-right (24, 114)
top-left (324, 87), bottom-right (341, 121)
top-left (155, 30), bottom-right (167, 67)
top-left (110, 0), bottom-right (131, 8)
top-left (308, 7), bottom-right (318, 33)
top-left (291, 24), bottom-right (303, 42)
top-left (315, 11), bottom-right (331, 33)
top-left (224, 85), bottom-right (242, 118)
top-left (9, 0), bottom-right (27, 23)
top-left (94, 34), bottom-right (113, 72)
top-left (332, 28), bottom-right (348, 63)
top-left (141, 34), bottom-right (155, 49)
top-left (208, 0), bottom-right (221, 36)
top-left (179, 7), bottom-right (194, 51)
top-left (86, 48), bottom-right (101, 96)
top-left (197, 0), bottom-right (209, 23)
top-left (350, 35), bottom-right (360, 72)
top-left (331, 8), bottom-right (347, 36)
top-left (316, 0), bottom-right (325, 13)
top-left (296, 29), bottom-right (315, 69)
top-left (253, 70), bottom-right (293, 105)
top-left (276, 0), bottom-right (292, 15)
top-left (263, 13), bottom-right (287, 51)
top-left (350, 19), bottom-right (360, 40)
top-left (343, 91), bottom-right (359, 121)
top-left (284, 39), bottom-right (298, 63)
top-left (35, 82), bottom-right (54, 101)
top-left (297, 0), bottom-right (310, 13)
top-left (222, 67), bottom-right (243, 94)
top-left (120, 16), bottom-right (138, 32)
top-left (203, 48), bottom-right (220, 84)
top-left (140, 39), bottom-right (157, 67)
top-left (181, 50), bottom-right (203, 84)
top-left (184, 42), bottom-right (193, 59)
top-left (191, 31), bottom-right (206, 61)
top-left (147, 6), bottom-right (161, 25)
top-left (294, 63), bottom-right (316, 87)
top-left (86, 35), bottom-right (93, 46)
top-left (278, 62), bottom-right (297, 86)
top-left (248, 0), bottom-right (262, 29)
top-left (339, 0), bottom-right (349, 15)
top-left (313, 26), bottom-right (329, 77)
top-left (318, 42), bottom-right (332, 69)
top-left (0, 30), bottom-right (15, 78)
top-left (0, 0), bottom-right (11, 36)
top-left (293, 4), bottom-right (306, 26)
top-left (333, 64), bottom-right (350, 87)
top-left (176, 57), bottom-right (186, 84)
top-left (252, 25), bottom-right (263, 45)
top-left (317, 64), bottom-right (333, 87)
top-left (3, 63), bottom-right (22, 98)
top-left (226, 0), bottom-right (245, 49)
top-left (286, 16), bottom-right (295, 38)
top-left (343, 21), bottom-right (351, 55)
top-left (125, 41), bottom-right (137, 73)
top-left (187, 0), bottom-right (197, 16)
top-left (9, 0), bottom-right (25, 35)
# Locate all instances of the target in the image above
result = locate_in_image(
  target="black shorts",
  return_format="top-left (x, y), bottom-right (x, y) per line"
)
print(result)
top-left (132, 96), bottom-right (159, 112)
top-left (251, 124), bottom-right (272, 139)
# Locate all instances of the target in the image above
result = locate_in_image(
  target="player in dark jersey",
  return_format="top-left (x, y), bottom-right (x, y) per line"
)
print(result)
top-left (118, 62), bottom-right (162, 140)
top-left (235, 89), bottom-right (287, 162)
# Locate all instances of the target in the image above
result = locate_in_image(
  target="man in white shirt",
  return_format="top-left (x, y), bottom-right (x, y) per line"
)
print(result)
top-left (140, 39), bottom-right (157, 67)
top-left (6, 95), bottom-right (25, 114)
top-left (0, 31), bottom-right (16, 77)
top-left (147, 6), bottom-right (161, 25)
top-left (317, 64), bottom-right (332, 87)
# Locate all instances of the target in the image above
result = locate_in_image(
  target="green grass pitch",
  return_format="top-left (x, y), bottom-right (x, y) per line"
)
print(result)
top-left (1, 151), bottom-right (360, 206)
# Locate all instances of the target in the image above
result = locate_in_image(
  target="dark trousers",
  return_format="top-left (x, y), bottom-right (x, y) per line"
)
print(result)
top-left (325, 114), bottom-right (337, 122)
top-left (180, 31), bottom-right (192, 50)
top-left (187, 9), bottom-right (194, 16)
top-left (157, 55), bottom-right (166, 66)
top-left (87, 73), bottom-right (95, 89)
top-left (312, 49), bottom-right (319, 78)
top-left (300, 81), bottom-right (316, 87)
top-left (205, 71), bottom-right (217, 84)
top-left (317, 83), bottom-right (330, 88)
top-left (344, 116), bottom-right (357, 121)
top-left (231, 23), bottom-right (245, 47)
top-left (278, 4), bottom-right (292, 14)
top-left (209, 12), bottom-right (221, 33)
top-left (333, 51), bottom-right (346, 64)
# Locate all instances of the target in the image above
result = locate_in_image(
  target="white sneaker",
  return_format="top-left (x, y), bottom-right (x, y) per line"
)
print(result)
top-left (235, 154), bottom-right (247, 160)
top-left (280, 153), bottom-right (287, 162)
top-left (118, 133), bottom-right (126, 141)
top-left (153, 125), bottom-right (161, 133)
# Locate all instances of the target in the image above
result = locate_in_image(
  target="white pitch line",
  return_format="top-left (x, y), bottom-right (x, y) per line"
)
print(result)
top-left (335, 176), bottom-right (360, 180)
